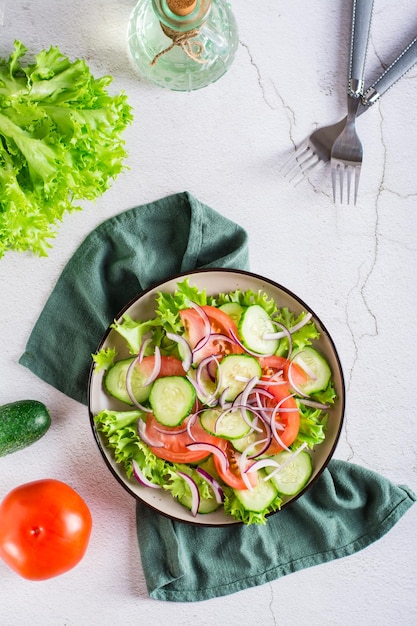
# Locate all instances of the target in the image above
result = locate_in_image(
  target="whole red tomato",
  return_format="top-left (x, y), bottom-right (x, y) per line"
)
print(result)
top-left (0, 478), bottom-right (92, 581)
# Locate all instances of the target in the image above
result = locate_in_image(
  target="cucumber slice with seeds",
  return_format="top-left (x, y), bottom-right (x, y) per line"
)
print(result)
top-left (217, 354), bottom-right (262, 402)
top-left (149, 376), bottom-right (196, 426)
top-left (291, 347), bottom-right (331, 394)
top-left (105, 358), bottom-right (153, 405)
top-left (239, 305), bottom-right (279, 355)
top-left (233, 470), bottom-right (279, 512)
top-left (219, 302), bottom-right (244, 324)
top-left (265, 450), bottom-right (313, 496)
top-left (200, 408), bottom-right (252, 440)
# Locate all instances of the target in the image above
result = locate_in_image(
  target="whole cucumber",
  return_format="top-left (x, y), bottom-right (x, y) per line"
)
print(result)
top-left (0, 400), bottom-right (51, 457)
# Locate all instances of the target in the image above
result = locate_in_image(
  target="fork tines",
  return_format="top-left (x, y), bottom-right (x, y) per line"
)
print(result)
top-left (331, 161), bottom-right (361, 205)
top-left (281, 142), bottom-right (326, 186)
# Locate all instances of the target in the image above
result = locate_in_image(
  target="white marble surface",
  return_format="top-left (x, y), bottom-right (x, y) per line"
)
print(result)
top-left (1, 1), bottom-right (417, 624)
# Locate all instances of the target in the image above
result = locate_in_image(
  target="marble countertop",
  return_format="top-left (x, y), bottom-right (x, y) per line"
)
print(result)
top-left (1, 1), bottom-right (416, 624)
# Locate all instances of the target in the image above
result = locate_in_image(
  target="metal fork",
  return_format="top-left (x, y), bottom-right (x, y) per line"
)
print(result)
top-left (330, 0), bottom-right (374, 204)
top-left (280, 117), bottom-right (348, 185)
top-left (330, 95), bottom-right (362, 204)
top-left (282, 33), bottom-right (417, 187)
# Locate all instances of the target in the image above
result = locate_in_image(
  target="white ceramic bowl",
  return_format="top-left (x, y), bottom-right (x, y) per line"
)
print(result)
top-left (88, 269), bottom-right (345, 526)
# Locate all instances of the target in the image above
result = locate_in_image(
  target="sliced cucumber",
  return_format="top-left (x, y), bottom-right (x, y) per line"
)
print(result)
top-left (104, 358), bottom-right (135, 404)
top-left (178, 489), bottom-right (221, 514)
top-left (231, 429), bottom-right (266, 454)
top-left (234, 470), bottom-right (278, 512)
top-left (219, 302), bottom-right (244, 324)
top-left (149, 376), bottom-right (196, 426)
top-left (264, 450), bottom-right (313, 496)
top-left (238, 305), bottom-right (279, 354)
top-left (104, 357), bottom-right (154, 405)
top-left (291, 347), bottom-right (331, 394)
top-left (217, 354), bottom-right (262, 402)
top-left (200, 408), bottom-right (252, 440)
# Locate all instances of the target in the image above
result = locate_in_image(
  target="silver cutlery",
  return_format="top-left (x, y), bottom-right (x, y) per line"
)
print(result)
top-left (281, 33), bottom-right (417, 187)
top-left (330, 0), bottom-right (374, 204)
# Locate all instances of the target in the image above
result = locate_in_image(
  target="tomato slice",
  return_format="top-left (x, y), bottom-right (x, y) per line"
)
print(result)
top-left (259, 357), bottom-right (302, 455)
top-left (264, 381), bottom-right (300, 455)
top-left (138, 355), bottom-right (186, 378)
top-left (259, 355), bottom-right (308, 390)
top-left (180, 305), bottom-right (243, 363)
top-left (213, 440), bottom-right (258, 490)
top-left (145, 413), bottom-right (223, 463)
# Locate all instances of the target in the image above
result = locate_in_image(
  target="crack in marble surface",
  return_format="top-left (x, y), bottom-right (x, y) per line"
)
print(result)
top-left (268, 583), bottom-right (278, 626)
top-left (239, 39), bottom-right (276, 111)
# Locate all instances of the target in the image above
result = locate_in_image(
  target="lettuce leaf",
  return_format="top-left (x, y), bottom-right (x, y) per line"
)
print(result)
top-left (94, 410), bottom-right (213, 500)
top-left (0, 41), bottom-right (133, 258)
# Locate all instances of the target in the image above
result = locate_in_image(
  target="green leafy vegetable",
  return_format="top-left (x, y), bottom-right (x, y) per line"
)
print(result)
top-left (0, 40), bottom-right (133, 258)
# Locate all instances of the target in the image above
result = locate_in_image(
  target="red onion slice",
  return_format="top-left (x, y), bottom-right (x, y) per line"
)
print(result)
top-left (140, 346), bottom-right (162, 386)
top-left (177, 471), bottom-right (200, 516)
top-left (263, 321), bottom-right (293, 356)
top-left (126, 358), bottom-right (153, 411)
top-left (196, 467), bottom-right (224, 504)
top-left (138, 335), bottom-right (153, 362)
top-left (298, 398), bottom-right (330, 410)
top-left (137, 419), bottom-right (164, 447)
top-left (286, 359), bottom-right (310, 398)
top-left (269, 312), bottom-right (313, 337)
top-left (263, 442), bottom-right (309, 481)
top-left (132, 459), bottom-right (161, 489)
top-left (186, 442), bottom-right (228, 473)
top-left (229, 329), bottom-right (276, 358)
top-left (246, 458), bottom-right (281, 474)
top-left (166, 332), bottom-right (193, 371)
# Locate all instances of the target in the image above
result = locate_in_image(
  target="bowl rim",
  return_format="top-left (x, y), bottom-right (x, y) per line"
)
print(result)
top-left (88, 267), bottom-right (346, 526)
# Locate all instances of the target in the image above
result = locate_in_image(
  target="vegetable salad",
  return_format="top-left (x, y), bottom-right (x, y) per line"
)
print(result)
top-left (92, 279), bottom-right (336, 524)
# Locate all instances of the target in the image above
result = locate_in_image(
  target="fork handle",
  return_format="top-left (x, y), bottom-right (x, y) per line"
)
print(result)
top-left (362, 36), bottom-right (417, 105)
top-left (348, 0), bottom-right (374, 96)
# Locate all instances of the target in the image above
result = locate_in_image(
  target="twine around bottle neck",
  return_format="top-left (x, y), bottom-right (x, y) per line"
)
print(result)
top-left (151, 21), bottom-right (208, 66)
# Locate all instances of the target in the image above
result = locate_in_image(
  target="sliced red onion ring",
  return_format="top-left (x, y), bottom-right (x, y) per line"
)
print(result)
top-left (195, 355), bottom-right (222, 405)
top-left (126, 358), bottom-right (153, 411)
top-left (269, 312), bottom-right (313, 337)
top-left (196, 467), bottom-right (224, 503)
top-left (263, 442), bottom-right (309, 481)
top-left (292, 353), bottom-right (318, 380)
top-left (286, 359), bottom-right (310, 398)
top-left (154, 423), bottom-right (188, 435)
top-left (186, 442), bottom-right (228, 473)
top-left (298, 398), bottom-right (330, 410)
top-left (187, 301), bottom-right (211, 353)
top-left (177, 471), bottom-right (200, 516)
top-left (140, 346), bottom-right (161, 387)
top-left (246, 458), bottom-right (281, 474)
top-left (262, 321), bottom-right (293, 356)
top-left (229, 329), bottom-right (276, 358)
top-left (238, 445), bottom-right (256, 490)
top-left (241, 435), bottom-right (272, 460)
top-left (218, 386), bottom-right (231, 409)
top-left (166, 332), bottom-right (192, 371)
top-left (137, 419), bottom-right (164, 447)
top-left (193, 332), bottom-right (236, 361)
top-left (138, 334), bottom-right (153, 362)
top-left (132, 459), bottom-right (161, 489)
top-left (185, 412), bottom-right (199, 440)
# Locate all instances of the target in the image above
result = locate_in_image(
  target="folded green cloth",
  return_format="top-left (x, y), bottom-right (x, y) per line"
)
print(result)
top-left (19, 192), bottom-right (248, 405)
top-left (19, 191), bottom-right (415, 602)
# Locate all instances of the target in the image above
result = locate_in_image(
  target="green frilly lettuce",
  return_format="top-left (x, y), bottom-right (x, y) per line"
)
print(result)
top-left (0, 40), bottom-right (133, 258)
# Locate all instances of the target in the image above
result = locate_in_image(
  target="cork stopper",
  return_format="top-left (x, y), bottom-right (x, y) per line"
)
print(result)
top-left (167, 0), bottom-right (197, 16)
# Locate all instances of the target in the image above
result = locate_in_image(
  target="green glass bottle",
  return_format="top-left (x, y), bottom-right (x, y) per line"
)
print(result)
top-left (127, 0), bottom-right (239, 91)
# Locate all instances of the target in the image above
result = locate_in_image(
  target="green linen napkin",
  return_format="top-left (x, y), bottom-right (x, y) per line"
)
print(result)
top-left (19, 191), bottom-right (415, 602)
